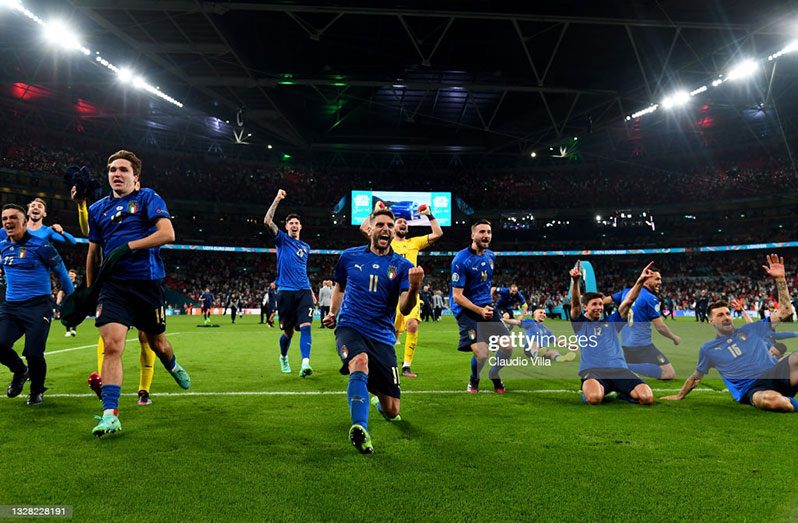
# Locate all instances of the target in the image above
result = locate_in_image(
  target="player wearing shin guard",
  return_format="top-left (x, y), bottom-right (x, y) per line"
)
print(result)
top-left (570, 261), bottom-right (655, 406)
top-left (450, 220), bottom-right (512, 394)
top-left (73, 179), bottom-right (159, 406)
top-left (360, 203), bottom-right (442, 378)
top-left (87, 150), bottom-right (191, 437)
top-left (324, 209), bottom-right (421, 454)
top-left (0, 204), bottom-right (74, 405)
top-left (263, 190), bottom-right (314, 377)
top-left (663, 254), bottom-right (798, 412)
top-left (603, 268), bottom-right (681, 380)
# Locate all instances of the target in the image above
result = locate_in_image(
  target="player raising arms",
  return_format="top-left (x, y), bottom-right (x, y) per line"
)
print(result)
top-left (570, 260), bottom-right (655, 406)
top-left (503, 307), bottom-right (576, 362)
top-left (263, 189), bottom-right (314, 377)
top-left (86, 150), bottom-right (191, 437)
top-left (451, 219), bottom-right (513, 394)
top-left (663, 254), bottom-right (798, 412)
top-left (603, 266), bottom-right (681, 380)
top-left (324, 208), bottom-right (422, 454)
top-left (360, 202), bottom-right (442, 378)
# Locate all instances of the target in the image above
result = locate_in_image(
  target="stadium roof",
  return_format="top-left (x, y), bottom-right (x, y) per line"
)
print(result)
top-left (2, 1), bottom-right (798, 167)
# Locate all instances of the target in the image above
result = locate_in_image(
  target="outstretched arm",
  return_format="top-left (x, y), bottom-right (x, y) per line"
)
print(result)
top-left (421, 206), bottom-right (443, 244)
top-left (731, 299), bottom-right (753, 324)
top-left (569, 262), bottom-right (582, 319)
top-left (618, 262), bottom-right (655, 320)
top-left (763, 254), bottom-right (793, 327)
top-left (263, 189), bottom-right (286, 235)
top-left (661, 371), bottom-right (704, 401)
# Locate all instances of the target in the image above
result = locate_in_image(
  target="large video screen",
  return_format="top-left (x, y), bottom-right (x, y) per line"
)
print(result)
top-left (351, 190), bottom-right (452, 226)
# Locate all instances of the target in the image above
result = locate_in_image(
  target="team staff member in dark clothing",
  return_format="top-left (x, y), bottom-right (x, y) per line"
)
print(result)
top-left (0, 204), bottom-right (74, 405)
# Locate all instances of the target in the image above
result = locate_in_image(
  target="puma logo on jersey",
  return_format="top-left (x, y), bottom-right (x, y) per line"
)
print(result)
top-left (354, 264), bottom-right (363, 271)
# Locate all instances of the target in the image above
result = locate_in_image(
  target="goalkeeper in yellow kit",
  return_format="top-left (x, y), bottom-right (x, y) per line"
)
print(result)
top-left (72, 182), bottom-right (157, 406)
top-left (360, 202), bottom-right (442, 377)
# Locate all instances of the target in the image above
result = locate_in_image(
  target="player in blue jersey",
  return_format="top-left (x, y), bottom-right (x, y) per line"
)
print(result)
top-left (200, 288), bottom-right (214, 325)
top-left (493, 284), bottom-right (528, 320)
top-left (263, 189), bottom-right (315, 377)
top-left (570, 260), bottom-right (655, 405)
top-left (504, 307), bottom-right (576, 362)
top-left (450, 219), bottom-right (513, 394)
top-left (86, 150), bottom-right (191, 437)
top-left (663, 254), bottom-right (798, 411)
top-left (0, 198), bottom-right (77, 246)
top-left (603, 268), bottom-right (681, 380)
top-left (322, 208), bottom-right (422, 454)
top-left (1, 204), bottom-right (74, 405)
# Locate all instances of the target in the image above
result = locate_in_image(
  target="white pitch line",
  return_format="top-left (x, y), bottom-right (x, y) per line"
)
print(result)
top-left (5, 387), bottom-right (726, 399)
top-left (47, 332), bottom-right (183, 356)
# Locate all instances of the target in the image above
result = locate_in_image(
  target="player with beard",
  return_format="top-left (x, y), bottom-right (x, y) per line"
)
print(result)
top-left (603, 267), bottom-right (681, 380)
top-left (360, 203), bottom-right (442, 378)
top-left (324, 208), bottom-right (421, 453)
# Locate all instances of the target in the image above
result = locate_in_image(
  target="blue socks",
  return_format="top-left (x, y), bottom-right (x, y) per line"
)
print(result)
top-left (164, 355), bottom-right (176, 372)
top-left (470, 356), bottom-right (478, 381)
top-left (628, 363), bottom-right (663, 379)
top-left (279, 334), bottom-right (291, 357)
top-left (347, 371), bottom-right (369, 430)
top-left (789, 397), bottom-right (798, 412)
top-left (299, 325), bottom-right (312, 359)
top-left (101, 384), bottom-right (121, 411)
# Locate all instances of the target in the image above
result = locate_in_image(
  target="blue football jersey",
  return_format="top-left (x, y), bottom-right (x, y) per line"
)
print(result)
top-left (273, 230), bottom-right (311, 291)
top-left (571, 311), bottom-right (628, 373)
top-left (1, 232), bottom-right (73, 301)
top-left (449, 247), bottom-right (496, 317)
top-left (335, 246), bottom-right (413, 346)
top-left (520, 319), bottom-right (555, 348)
top-left (0, 225), bottom-right (76, 245)
top-left (696, 319), bottom-right (777, 401)
top-left (612, 286), bottom-right (661, 347)
top-left (200, 292), bottom-right (214, 307)
top-left (88, 188), bottom-right (171, 281)
top-left (495, 287), bottom-right (527, 310)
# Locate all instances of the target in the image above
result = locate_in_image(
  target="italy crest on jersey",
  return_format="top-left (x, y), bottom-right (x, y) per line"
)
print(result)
top-left (127, 201), bottom-right (139, 214)
top-left (18, 247), bottom-right (26, 259)
top-left (387, 266), bottom-right (397, 280)
top-left (739, 333), bottom-right (747, 342)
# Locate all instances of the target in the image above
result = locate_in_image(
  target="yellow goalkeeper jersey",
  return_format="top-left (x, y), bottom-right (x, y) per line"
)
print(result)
top-left (391, 235), bottom-right (430, 266)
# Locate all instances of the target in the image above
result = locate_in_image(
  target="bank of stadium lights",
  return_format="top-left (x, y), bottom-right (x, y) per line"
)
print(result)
top-left (626, 37), bottom-right (798, 121)
top-left (2, 0), bottom-right (183, 108)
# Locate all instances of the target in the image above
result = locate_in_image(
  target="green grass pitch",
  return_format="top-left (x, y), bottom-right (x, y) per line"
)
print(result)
top-left (1, 315), bottom-right (798, 522)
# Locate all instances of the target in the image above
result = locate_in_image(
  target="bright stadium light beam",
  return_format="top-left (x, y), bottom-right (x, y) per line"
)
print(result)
top-left (117, 67), bottom-right (134, 82)
top-left (42, 19), bottom-right (87, 53)
top-left (726, 59), bottom-right (758, 81)
top-left (661, 90), bottom-right (690, 109)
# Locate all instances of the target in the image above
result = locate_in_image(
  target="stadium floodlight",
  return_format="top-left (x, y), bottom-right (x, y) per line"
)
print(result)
top-left (726, 59), bottom-right (758, 81)
top-left (661, 90), bottom-right (690, 109)
top-left (132, 76), bottom-right (147, 89)
top-left (595, 215), bottom-right (601, 221)
top-left (117, 68), bottom-right (134, 82)
top-left (769, 40), bottom-right (798, 60)
top-left (530, 151), bottom-right (536, 158)
top-left (711, 78), bottom-right (723, 87)
top-left (43, 20), bottom-right (89, 54)
top-left (267, 144), bottom-right (273, 149)
top-left (690, 85), bottom-right (707, 96)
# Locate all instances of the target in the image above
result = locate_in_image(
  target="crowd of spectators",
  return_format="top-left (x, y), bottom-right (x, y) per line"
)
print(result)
top-left (2, 127), bottom-right (797, 211)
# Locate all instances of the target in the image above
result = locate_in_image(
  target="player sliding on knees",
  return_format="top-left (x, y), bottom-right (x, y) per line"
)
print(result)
top-left (359, 201), bottom-right (442, 378)
top-left (323, 208), bottom-right (422, 454)
top-left (570, 260), bottom-right (656, 405)
top-left (450, 219), bottom-right (513, 394)
top-left (502, 307), bottom-right (576, 362)
top-left (603, 266), bottom-right (681, 380)
top-left (263, 189), bottom-right (315, 378)
top-left (663, 254), bottom-right (798, 412)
